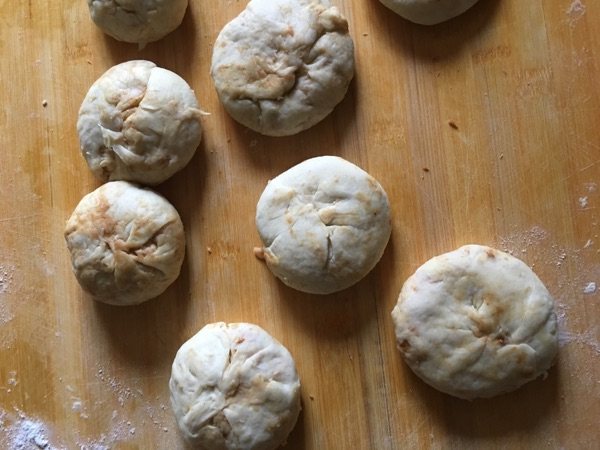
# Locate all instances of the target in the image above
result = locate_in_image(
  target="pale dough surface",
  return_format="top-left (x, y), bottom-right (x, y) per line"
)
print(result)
top-left (64, 181), bottom-right (185, 305)
top-left (211, 0), bottom-right (354, 136)
top-left (256, 156), bottom-right (391, 294)
top-left (379, 0), bottom-right (480, 25)
top-left (170, 322), bottom-right (301, 450)
top-left (87, 0), bottom-right (188, 46)
top-left (391, 245), bottom-right (558, 399)
top-left (78, 60), bottom-right (202, 185)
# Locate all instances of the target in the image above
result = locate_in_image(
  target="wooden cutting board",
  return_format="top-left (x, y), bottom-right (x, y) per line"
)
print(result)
top-left (1, 0), bottom-right (599, 448)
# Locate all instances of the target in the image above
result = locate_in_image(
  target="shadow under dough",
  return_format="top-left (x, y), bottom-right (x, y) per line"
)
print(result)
top-left (93, 142), bottom-right (210, 368)
top-left (370, 0), bottom-right (503, 62)
top-left (403, 354), bottom-right (561, 438)
top-left (92, 234), bottom-right (194, 369)
top-left (98, 4), bottom-right (198, 75)
top-left (226, 74), bottom-right (359, 174)
top-left (273, 234), bottom-right (395, 341)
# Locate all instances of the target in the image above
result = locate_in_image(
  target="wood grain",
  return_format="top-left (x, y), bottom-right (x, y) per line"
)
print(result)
top-left (1, 0), bottom-right (599, 448)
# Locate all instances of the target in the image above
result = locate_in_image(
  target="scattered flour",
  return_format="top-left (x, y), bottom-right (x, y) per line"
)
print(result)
top-left (558, 329), bottom-right (600, 356)
top-left (0, 263), bottom-right (15, 294)
top-left (0, 365), bottom-right (174, 449)
top-left (71, 399), bottom-right (88, 420)
top-left (566, 0), bottom-right (586, 26)
top-left (0, 263), bottom-right (15, 324)
top-left (74, 365), bottom-right (175, 447)
top-left (0, 409), bottom-right (60, 450)
top-left (498, 225), bottom-right (600, 359)
top-left (6, 370), bottom-right (19, 393)
top-left (584, 282), bottom-right (597, 294)
top-left (556, 296), bottom-right (600, 357)
top-left (75, 412), bottom-right (136, 450)
top-left (579, 196), bottom-right (589, 208)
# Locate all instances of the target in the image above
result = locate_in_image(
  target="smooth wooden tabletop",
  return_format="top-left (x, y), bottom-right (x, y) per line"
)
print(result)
top-left (1, 0), bottom-right (599, 448)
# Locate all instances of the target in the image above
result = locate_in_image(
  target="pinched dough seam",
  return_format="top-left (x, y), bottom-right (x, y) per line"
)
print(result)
top-left (234, 12), bottom-right (349, 123)
top-left (406, 302), bottom-right (551, 372)
top-left (263, 189), bottom-right (360, 271)
top-left (97, 82), bottom-right (148, 170)
top-left (113, 0), bottom-right (137, 15)
top-left (101, 219), bottom-right (178, 276)
top-left (96, 88), bottom-right (203, 175)
top-left (262, 182), bottom-right (379, 257)
top-left (245, 30), bottom-right (337, 112)
top-left (182, 345), bottom-right (283, 447)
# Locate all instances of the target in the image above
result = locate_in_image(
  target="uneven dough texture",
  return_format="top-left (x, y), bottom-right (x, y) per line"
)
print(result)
top-left (379, 0), bottom-right (480, 25)
top-left (211, 0), bottom-right (354, 136)
top-left (256, 156), bottom-right (391, 294)
top-left (78, 60), bottom-right (203, 185)
top-left (64, 181), bottom-right (185, 305)
top-left (392, 245), bottom-right (558, 399)
top-left (87, 0), bottom-right (188, 46)
top-left (170, 322), bottom-right (301, 450)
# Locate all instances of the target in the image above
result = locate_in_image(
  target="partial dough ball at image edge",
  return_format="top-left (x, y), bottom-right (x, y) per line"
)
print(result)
top-left (211, 0), bottom-right (355, 136)
top-left (169, 322), bottom-right (301, 450)
top-left (391, 244), bottom-right (558, 399)
top-left (64, 181), bottom-right (185, 306)
top-left (379, 0), bottom-right (480, 25)
top-left (87, 0), bottom-right (188, 46)
top-left (77, 60), bottom-right (203, 185)
top-left (255, 156), bottom-right (392, 295)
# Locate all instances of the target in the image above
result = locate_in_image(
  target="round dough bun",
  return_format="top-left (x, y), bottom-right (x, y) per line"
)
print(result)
top-left (379, 0), bottom-right (480, 25)
top-left (211, 0), bottom-right (354, 136)
top-left (169, 322), bottom-right (301, 450)
top-left (391, 245), bottom-right (558, 399)
top-left (77, 60), bottom-right (203, 185)
top-left (255, 156), bottom-right (391, 295)
top-left (87, 0), bottom-right (188, 46)
top-left (64, 181), bottom-right (185, 305)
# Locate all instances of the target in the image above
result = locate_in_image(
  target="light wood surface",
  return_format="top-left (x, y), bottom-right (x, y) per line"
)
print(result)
top-left (1, 0), bottom-right (599, 448)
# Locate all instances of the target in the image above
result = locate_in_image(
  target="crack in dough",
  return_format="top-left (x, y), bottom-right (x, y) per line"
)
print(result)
top-left (211, 0), bottom-right (354, 136)
top-left (392, 245), bottom-right (558, 399)
top-left (256, 156), bottom-right (391, 294)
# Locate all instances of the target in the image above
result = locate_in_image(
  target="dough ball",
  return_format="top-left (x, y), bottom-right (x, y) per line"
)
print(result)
top-left (169, 322), bottom-right (301, 450)
top-left (77, 60), bottom-right (203, 185)
top-left (391, 245), bottom-right (558, 399)
top-left (87, 0), bottom-right (188, 46)
top-left (211, 0), bottom-right (354, 136)
top-left (379, 0), bottom-right (480, 25)
top-left (255, 156), bottom-right (391, 294)
top-left (64, 181), bottom-right (185, 305)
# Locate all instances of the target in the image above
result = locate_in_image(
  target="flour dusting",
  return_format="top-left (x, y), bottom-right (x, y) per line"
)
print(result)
top-left (0, 409), bottom-right (61, 450)
top-left (6, 370), bottom-right (18, 393)
top-left (498, 225), bottom-right (600, 360)
top-left (584, 282), bottom-right (597, 294)
top-left (566, 0), bottom-right (586, 26)
top-left (555, 296), bottom-right (600, 356)
top-left (0, 263), bottom-right (15, 324)
top-left (0, 263), bottom-right (15, 294)
top-left (83, 365), bottom-right (174, 445)
top-left (558, 329), bottom-right (600, 356)
top-left (1, 366), bottom-right (175, 449)
top-left (579, 196), bottom-right (589, 208)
